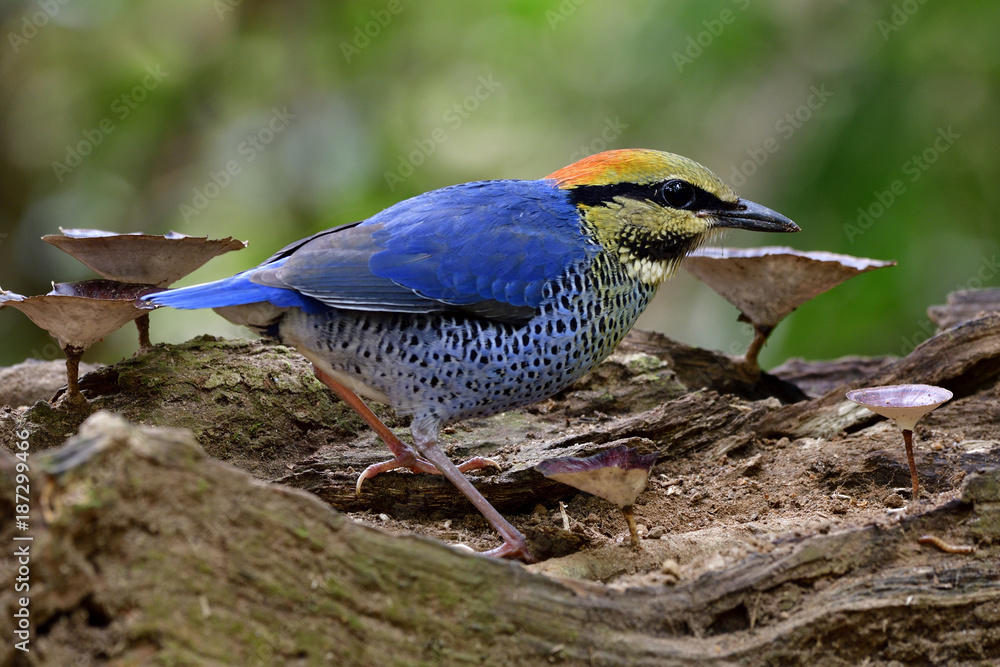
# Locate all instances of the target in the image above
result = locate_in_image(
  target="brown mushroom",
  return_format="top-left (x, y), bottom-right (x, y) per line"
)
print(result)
top-left (43, 229), bottom-right (246, 349)
top-left (684, 247), bottom-right (895, 372)
top-left (0, 280), bottom-right (158, 403)
top-left (535, 445), bottom-right (658, 548)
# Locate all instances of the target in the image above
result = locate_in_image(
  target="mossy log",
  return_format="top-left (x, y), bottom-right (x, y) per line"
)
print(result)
top-left (2, 314), bottom-right (1000, 665)
top-left (1, 413), bottom-right (998, 665)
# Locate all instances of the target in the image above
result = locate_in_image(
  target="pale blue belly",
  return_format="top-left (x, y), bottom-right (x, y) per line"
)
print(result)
top-left (280, 262), bottom-right (655, 424)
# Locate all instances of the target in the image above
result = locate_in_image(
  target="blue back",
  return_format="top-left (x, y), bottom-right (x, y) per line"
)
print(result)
top-left (149, 179), bottom-right (599, 320)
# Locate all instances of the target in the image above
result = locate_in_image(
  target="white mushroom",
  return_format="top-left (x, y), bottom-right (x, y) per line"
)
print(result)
top-left (846, 384), bottom-right (953, 500)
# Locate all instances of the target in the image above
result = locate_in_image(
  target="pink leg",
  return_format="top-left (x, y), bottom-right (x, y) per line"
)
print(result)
top-left (313, 368), bottom-right (531, 561)
top-left (412, 432), bottom-right (534, 562)
top-left (313, 368), bottom-right (498, 494)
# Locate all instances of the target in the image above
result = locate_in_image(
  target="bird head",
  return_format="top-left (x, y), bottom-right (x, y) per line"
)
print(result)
top-left (547, 148), bottom-right (799, 285)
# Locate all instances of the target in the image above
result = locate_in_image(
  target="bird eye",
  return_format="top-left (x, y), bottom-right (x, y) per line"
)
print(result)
top-left (659, 180), bottom-right (697, 209)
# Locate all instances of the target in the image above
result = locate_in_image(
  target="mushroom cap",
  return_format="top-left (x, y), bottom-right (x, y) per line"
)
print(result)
top-left (0, 280), bottom-right (157, 350)
top-left (684, 247), bottom-right (896, 329)
top-left (845, 384), bottom-right (953, 431)
top-left (534, 445), bottom-right (657, 508)
top-left (43, 228), bottom-right (247, 287)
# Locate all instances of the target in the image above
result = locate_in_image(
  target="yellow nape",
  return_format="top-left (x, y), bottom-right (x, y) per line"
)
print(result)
top-left (546, 149), bottom-right (737, 202)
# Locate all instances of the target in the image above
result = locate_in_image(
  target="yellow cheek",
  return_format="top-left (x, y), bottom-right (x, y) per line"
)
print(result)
top-left (621, 199), bottom-right (710, 239)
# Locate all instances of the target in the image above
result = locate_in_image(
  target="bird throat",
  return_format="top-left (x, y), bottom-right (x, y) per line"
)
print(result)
top-left (580, 198), bottom-right (700, 285)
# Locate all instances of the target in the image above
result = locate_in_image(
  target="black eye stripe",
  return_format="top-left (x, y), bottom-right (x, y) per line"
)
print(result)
top-left (567, 180), bottom-right (733, 212)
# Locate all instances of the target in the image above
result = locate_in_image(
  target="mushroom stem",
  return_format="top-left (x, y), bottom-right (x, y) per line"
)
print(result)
top-left (742, 325), bottom-right (771, 374)
top-left (135, 313), bottom-right (152, 351)
top-left (621, 506), bottom-right (640, 550)
top-left (902, 428), bottom-right (919, 500)
top-left (64, 345), bottom-right (85, 401)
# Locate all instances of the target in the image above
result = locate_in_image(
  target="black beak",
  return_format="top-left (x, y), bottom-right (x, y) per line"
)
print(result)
top-left (708, 198), bottom-right (800, 233)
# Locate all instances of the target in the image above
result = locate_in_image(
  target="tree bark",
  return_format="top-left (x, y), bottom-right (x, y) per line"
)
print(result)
top-left (2, 313), bottom-right (1000, 665)
top-left (1, 413), bottom-right (998, 665)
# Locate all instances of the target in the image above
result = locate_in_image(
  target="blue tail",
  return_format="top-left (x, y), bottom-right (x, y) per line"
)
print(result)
top-left (144, 270), bottom-right (325, 313)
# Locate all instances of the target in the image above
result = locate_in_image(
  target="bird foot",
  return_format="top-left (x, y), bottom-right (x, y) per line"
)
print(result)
top-left (356, 452), bottom-right (502, 496)
top-left (479, 535), bottom-right (537, 563)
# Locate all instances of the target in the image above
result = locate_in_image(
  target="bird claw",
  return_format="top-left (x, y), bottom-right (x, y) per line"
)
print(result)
top-left (356, 454), bottom-right (503, 496)
top-left (456, 456), bottom-right (502, 474)
top-left (450, 535), bottom-right (535, 562)
top-left (480, 536), bottom-right (536, 563)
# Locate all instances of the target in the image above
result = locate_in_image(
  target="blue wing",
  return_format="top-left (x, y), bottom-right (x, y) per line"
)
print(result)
top-left (148, 180), bottom-right (598, 324)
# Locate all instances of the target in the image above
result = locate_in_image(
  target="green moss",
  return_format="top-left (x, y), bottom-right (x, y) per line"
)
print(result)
top-left (69, 482), bottom-right (117, 512)
top-left (777, 584), bottom-right (803, 612)
top-left (350, 556), bottom-right (390, 593)
top-left (204, 370), bottom-right (242, 389)
top-left (323, 575), bottom-right (349, 600)
top-left (292, 626), bottom-right (359, 662)
top-left (621, 352), bottom-right (668, 374)
top-left (971, 511), bottom-right (1000, 543)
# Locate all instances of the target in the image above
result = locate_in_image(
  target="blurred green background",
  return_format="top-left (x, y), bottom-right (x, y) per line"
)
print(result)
top-left (1, 0), bottom-right (997, 370)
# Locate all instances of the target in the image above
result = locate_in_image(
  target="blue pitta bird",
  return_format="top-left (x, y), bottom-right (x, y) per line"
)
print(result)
top-left (145, 149), bottom-right (799, 561)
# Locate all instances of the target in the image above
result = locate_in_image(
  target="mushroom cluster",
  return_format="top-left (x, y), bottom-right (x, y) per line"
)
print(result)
top-left (0, 229), bottom-right (245, 403)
